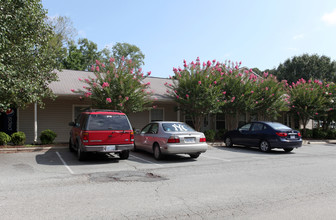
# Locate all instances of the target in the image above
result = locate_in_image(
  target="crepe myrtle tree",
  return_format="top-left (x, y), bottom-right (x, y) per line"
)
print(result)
top-left (218, 63), bottom-right (288, 128)
top-left (312, 82), bottom-right (336, 130)
top-left (252, 72), bottom-right (289, 120)
top-left (72, 57), bottom-right (153, 114)
top-left (219, 62), bottom-right (259, 119)
top-left (287, 78), bottom-right (330, 134)
top-left (165, 57), bottom-right (225, 131)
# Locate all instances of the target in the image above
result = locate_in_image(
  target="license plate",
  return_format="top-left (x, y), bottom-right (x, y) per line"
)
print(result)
top-left (184, 137), bottom-right (195, 143)
top-left (105, 145), bottom-right (116, 151)
top-left (290, 136), bottom-right (295, 139)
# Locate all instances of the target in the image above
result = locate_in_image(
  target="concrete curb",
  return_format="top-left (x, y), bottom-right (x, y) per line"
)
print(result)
top-left (0, 145), bottom-right (67, 153)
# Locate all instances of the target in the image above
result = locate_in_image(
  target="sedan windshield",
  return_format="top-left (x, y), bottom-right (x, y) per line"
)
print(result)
top-left (162, 123), bottom-right (195, 132)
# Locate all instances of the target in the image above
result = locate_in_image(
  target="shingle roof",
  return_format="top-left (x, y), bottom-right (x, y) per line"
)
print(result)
top-left (49, 69), bottom-right (173, 101)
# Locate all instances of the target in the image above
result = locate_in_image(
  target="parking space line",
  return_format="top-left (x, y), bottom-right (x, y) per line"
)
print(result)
top-left (130, 155), bottom-right (163, 167)
top-left (201, 155), bottom-right (231, 162)
top-left (56, 151), bottom-right (75, 174)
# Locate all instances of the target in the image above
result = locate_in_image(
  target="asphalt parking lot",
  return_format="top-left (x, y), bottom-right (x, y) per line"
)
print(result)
top-left (1, 143), bottom-right (336, 219)
top-left (0, 144), bottom-right (307, 177)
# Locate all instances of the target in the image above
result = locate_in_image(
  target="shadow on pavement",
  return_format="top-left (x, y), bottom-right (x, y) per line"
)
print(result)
top-left (212, 145), bottom-right (296, 155)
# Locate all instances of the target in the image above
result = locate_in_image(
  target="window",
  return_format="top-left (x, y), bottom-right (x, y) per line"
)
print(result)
top-left (148, 123), bottom-right (159, 134)
top-left (141, 124), bottom-right (152, 134)
top-left (162, 123), bottom-right (195, 132)
top-left (151, 108), bottom-right (164, 121)
top-left (238, 113), bottom-right (246, 127)
top-left (87, 115), bottom-right (131, 130)
top-left (251, 123), bottom-right (265, 131)
top-left (239, 123), bottom-right (251, 132)
top-left (216, 113), bottom-right (226, 130)
top-left (73, 105), bottom-right (90, 122)
top-left (185, 115), bottom-right (194, 129)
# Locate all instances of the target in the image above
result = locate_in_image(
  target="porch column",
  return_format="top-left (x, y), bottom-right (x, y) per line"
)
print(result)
top-left (34, 102), bottom-right (37, 143)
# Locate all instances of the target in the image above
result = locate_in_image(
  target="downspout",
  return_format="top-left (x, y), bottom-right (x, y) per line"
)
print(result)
top-left (177, 104), bottom-right (180, 122)
top-left (34, 102), bottom-right (37, 144)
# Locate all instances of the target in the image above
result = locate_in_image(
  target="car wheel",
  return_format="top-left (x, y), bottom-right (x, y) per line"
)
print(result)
top-left (225, 137), bottom-right (233, 147)
top-left (77, 143), bottom-right (86, 161)
top-left (119, 150), bottom-right (130, 159)
top-left (153, 144), bottom-right (163, 160)
top-left (189, 153), bottom-right (201, 159)
top-left (69, 138), bottom-right (75, 152)
top-left (259, 140), bottom-right (271, 152)
top-left (284, 148), bottom-right (294, 152)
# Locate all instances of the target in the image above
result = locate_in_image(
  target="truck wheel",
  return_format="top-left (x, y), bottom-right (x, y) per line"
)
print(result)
top-left (119, 150), bottom-right (130, 159)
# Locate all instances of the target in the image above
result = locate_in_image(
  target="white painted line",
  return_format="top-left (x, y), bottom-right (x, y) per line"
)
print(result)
top-left (56, 151), bottom-right (75, 174)
top-left (201, 155), bottom-right (231, 162)
top-left (130, 155), bottom-right (163, 167)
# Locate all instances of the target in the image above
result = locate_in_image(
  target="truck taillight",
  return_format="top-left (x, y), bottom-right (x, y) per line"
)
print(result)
top-left (130, 132), bottom-right (134, 142)
top-left (168, 136), bottom-right (180, 143)
top-left (82, 132), bottom-right (89, 142)
top-left (200, 137), bottom-right (206, 142)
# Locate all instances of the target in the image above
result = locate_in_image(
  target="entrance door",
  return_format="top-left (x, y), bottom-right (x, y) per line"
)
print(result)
top-left (0, 109), bottom-right (17, 135)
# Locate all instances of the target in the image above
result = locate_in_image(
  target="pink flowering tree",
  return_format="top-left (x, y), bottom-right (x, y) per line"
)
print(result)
top-left (312, 82), bottom-right (336, 130)
top-left (252, 72), bottom-right (289, 120)
top-left (72, 57), bottom-right (153, 114)
top-left (165, 58), bottom-right (224, 131)
top-left (287, 79), bottom-right (330, 134)
top-left (219, 63), bottom-right (258, 121)
top-left (217, 63), bottom-right (288, 129)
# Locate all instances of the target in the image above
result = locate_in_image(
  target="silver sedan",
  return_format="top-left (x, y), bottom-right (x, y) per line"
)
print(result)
top-left (134, 121), bottom-right (208, 160)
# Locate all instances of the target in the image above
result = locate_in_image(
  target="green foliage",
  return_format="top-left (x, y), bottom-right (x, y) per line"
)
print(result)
top-left (0, 132), bottom-right (11, 145)
top-left (72, 58), bottom-right (153, 114)
top-left (300, 129), bottom-right (313, 138)
top-left (204, 129), bottom-right (216, 142)
top-left (40, 129), bottom-right (57, 144)
top-left (288, 79), bottom-right (330, 132)
top-left (326, 129), bottom-right (336, 139)
top-left (215, 128), bottom-right (227, 140)
top-left (0, 0), bottom-right (59, 111)
top-left (11, 131), bottom-right (26, 145)
top-left (46, 16), bottom-right (77, 67)
top-left (220, 67), bottom-right (287, 122)
top-left (111, 43), bottom-right (145, 70)
top-left (62, 38), bottom-right (100, 71)
top-left (312, 129), bottom-right (328, 139)
top-left (166, 58), bottom-right (224, 131)
top-left (274, 54), bottom-right (336, 84)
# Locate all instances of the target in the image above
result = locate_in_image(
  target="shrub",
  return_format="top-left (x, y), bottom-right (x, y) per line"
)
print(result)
top-left (312, 129), bottom-right (328, 139)
top-left (300, 129), bottom-right (313, 138)
top-left (40, 129), bottom-right (57, 144)
top-left (326, 129), bottom-right (336, 139)
top-left (0, 132), bottom-right (11, 145)
top-left (215, 128), bottom-right (227, 141)
top-left (11, 132), bottom-right (26, 145)
top-left (204, 129), bottom-right (216, 142)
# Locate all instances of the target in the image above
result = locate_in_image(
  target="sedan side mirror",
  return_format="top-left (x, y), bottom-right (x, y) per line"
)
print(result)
top-left (135, 129), bottom-right (141, 134)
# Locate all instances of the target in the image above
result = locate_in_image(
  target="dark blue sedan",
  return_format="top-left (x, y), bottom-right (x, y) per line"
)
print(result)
top-left (224, 121), bottom-right (302, 152)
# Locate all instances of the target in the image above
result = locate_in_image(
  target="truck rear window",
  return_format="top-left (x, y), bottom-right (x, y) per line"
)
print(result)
top-left (86, 114), bottom-right (132, 130)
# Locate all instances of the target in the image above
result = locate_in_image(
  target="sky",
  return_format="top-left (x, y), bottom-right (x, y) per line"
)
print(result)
top-left (42, 0), bottom-right (336, 78)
